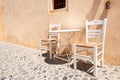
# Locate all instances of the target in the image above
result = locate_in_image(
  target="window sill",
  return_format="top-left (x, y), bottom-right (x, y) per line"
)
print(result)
top-left (48, 8), bottom-right (68, 15)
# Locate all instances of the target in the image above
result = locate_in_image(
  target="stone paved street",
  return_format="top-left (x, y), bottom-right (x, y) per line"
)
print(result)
top-left (0, 42), bottom-right (120, 80)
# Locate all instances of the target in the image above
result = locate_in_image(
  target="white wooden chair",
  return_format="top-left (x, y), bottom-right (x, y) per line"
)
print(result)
top-left (73, 18), bottom-right (107, 76)
top-left (40, 24), bottom-right (60, 59)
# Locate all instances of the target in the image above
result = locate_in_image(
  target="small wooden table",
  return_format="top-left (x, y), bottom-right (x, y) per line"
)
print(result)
top-left (49, 29), bottom-right (81, 61)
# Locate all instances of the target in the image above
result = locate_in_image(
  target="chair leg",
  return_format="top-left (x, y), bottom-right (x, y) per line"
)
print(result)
top-left (94, 46), bottom-right (97, 76)
top-left (101, 52), bottom-right (104, 67)
top-left (49, 41), bottom-right (52, 59)
top-left (74, 44), bottom-right (77, 69)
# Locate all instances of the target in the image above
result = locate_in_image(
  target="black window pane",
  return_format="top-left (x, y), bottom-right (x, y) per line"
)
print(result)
top-left (54, 0), bottom-right (66, 9)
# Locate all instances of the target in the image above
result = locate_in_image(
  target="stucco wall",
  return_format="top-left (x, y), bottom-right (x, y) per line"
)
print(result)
top-left (2, 0), bottom-right (48, 48)
top-left (105, 0), bottom-right (120, 65)
top-left (1, 0), bottom-right (120, 65)
top-left (0, 0), bottom-right (3, 40)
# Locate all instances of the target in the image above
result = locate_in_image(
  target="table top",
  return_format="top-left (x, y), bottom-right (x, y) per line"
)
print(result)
top-left (49, 29), bottom-right (81, 33)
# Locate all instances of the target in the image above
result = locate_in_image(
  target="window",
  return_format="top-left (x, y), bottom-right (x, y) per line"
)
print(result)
top-left (49, 0), bottom-right (68, 13)
top-left (54, 0), bottom-right (66, 10)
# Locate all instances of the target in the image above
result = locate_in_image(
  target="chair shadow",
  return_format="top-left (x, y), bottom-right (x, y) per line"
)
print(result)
top-left (70, 60), bottom-right (93, 75)
top-left (42, 53), bottom-right (68, 64)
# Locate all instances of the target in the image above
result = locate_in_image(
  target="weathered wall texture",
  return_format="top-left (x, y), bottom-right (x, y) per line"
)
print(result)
top-left (1, 0), bottom-right (120, 65)
top-left (2, 0), bottom-right (48, 48)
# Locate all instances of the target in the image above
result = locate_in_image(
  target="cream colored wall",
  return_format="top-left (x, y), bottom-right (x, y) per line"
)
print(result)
top-left (2, 0), bottom-right (48, 48)
top-left (0, 0), bottom-right (3, 40)
top-left (1, 0), bottom-right (120, 65)
top-left (105, 0), bottom-right (120, 65)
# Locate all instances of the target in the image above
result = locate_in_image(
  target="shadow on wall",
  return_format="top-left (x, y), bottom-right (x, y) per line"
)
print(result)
top-left (85, 0), bottom-right (108, 30)
top-left (79, 0), bottom-right (102, 43)
top-left (86, 0), bottom-right (101, 21)
top-left (97, 7), bottom-right (108, 30)
top-left (86, 0), bottom-right (108, 20)
top-left (100, 8), bottom-right (108, 20)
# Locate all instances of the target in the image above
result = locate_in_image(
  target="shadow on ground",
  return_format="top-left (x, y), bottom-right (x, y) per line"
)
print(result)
top-left (70, 60), bottom-right (93, 75)
top-left (42, 53), bottom-right (68, 64)
top-left (42, 53), bottom-right (94, 75)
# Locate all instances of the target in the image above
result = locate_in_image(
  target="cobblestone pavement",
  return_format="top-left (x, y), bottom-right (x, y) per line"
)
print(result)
top-left (0, 42), bottom-right (120, 80)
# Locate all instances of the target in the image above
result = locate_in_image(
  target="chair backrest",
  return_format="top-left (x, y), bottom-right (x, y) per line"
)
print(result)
top-left (49, 24), bottom-right (61, 48)
top-left (49, 24), bottom-right (60, 35)
top-left (85, 18), bottom-right (107, 45)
